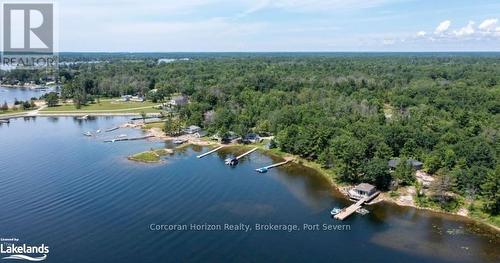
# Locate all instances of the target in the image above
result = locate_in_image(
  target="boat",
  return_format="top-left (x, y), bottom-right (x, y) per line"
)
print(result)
top-left (83, 131), bottom-right (92, 137)
top-left (118, 134), bottom-right (127, 138)
top-left (172, 139), bottom-right (186, 144)
top-left (225, 157), bottom-right (238, 166)
top-left (356, 208), bottom-right (369, 215)
top-left (256, 167), bottom-right (268, 173)
top-left (96, 130), bottom-right (101, 133)
top-left (0, 119), bottom-right (10, 124)
top-left (330, 208), bottom-right (342, 216)
top-left (77, 115), bottom-right (89, 120)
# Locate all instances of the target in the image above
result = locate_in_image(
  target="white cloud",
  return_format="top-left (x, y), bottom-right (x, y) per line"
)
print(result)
top-left (435, 20), bottom-right (451, 34)
top-left (382, 38), bottom-right (395, 45)
top-left (478, 18), bottom-right (498, 31)
top-left (416, 31), bottom-right (426, 37)
top-left (454, 21), bottom-right (475, 37)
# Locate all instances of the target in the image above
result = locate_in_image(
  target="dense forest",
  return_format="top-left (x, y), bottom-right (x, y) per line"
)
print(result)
top-left (2, 54), bottom-right (499, 217)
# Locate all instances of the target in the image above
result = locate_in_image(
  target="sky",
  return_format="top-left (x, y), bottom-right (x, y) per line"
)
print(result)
top-left (35, 0), bottom-right (500, 51)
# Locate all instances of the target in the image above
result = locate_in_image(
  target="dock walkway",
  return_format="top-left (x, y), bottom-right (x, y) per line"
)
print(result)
top-left (334, 191), bottom-right (379, 220)
top-left (255, 160), bottom-right (291, 173)
top-left (104, 135), bottom-right (154, 142)
top-left (236, 148), bottom-right (258, 160)
top-left (197, 146), bottom-right (224, 158)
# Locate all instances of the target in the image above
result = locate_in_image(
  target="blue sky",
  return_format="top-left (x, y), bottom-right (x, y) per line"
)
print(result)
top-left (53, 0), bottom-right (500, 51)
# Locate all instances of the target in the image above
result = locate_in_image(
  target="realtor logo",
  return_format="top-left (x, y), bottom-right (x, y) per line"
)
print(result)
top-left (1, 3), bottom-right (57, 69)
top-left (3, 3), bottom-right (53, 53)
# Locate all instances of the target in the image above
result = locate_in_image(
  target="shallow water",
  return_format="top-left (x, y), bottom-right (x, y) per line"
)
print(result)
top-left (0, 117), bottom-right (498, 263)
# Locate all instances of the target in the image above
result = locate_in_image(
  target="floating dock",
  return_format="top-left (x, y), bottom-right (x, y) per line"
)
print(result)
top-left (334, 192), bottom-right (379, 220)
top-left (104, 135), bottom-right (154, 143)
top-left (197, 146), bottom-right (224, 158)
top-left (255, 160), bottom-right (292, 173)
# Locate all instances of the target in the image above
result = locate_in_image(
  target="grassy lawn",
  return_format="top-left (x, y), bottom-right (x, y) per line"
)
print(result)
top-left (0, 109), bottom-right (30, 115)
top-left (41, 99), bottom-right (160, 113)
top-left (128, 149), bottom-right (173, 163)
top-left (143, 121), bottom-right (165, 129)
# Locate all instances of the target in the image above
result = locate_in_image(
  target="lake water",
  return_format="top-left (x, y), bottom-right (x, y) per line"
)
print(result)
top-left (0, 86), bottom-right (54, 105)
top-left (0, 117), bottom-right (498, 263)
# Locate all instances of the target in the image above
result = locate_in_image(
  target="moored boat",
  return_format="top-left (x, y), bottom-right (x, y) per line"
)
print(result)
top-left (330, 208), bottom-right (342, 216)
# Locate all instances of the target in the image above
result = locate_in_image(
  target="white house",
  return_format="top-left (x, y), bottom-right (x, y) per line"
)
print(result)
top-left (169, 95), bottom-right (188, 106)
top-left (184, 125), bottom-right (201, 134)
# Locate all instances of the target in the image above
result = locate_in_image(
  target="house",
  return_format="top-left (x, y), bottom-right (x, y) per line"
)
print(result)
top-left (212, 132), bottom-right (239, 144)
top-left (184, 125), bottom-right (201, 134)
top-left (348, 183), bottom-right (379, 201)
top-left (120, 95), bottom-right (133, 101)
top-left (194, 130), bottom-right (208, 138)
top-left (169, 95), bottom-right (188, 106)
top-left (388, 159), bottom-right (423, 170)
top-left (243, 133), bottom-right (262, 143)
top-left (130, 96), bottom-right (144, 102)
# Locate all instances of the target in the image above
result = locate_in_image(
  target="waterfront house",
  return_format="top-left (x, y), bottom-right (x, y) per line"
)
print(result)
top-left (388, 158), bottom-right (423, 170)
top-left (194, 130), bottom-right (208, 138)
top-left (184, 125), bottom-right (201, 134)
top-left (348, 183), bottom-right (379, 201)
top-left (243, 133), bottom-right (262, 143)
top-left (169, 95), bottom-right (188, 107)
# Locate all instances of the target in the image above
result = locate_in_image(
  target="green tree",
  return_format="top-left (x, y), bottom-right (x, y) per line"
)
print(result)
top-left (363, 158), bottom-right (392, 190)
top-left (394, 158), bottom-right (415, 186)
top-left (480, 169), bottom-right (499, 215)
top-left (45, 92), bottom-right (59, 107)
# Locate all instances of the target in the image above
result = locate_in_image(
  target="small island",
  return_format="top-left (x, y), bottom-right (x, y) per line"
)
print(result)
top-left (128, 148), bottom-right (173, 163)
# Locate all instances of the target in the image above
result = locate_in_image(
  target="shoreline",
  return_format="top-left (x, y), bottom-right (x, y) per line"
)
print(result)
top-left (6, 114), bottom-right (497, 233)
top-left (137, 125), bottom-right (500, 233)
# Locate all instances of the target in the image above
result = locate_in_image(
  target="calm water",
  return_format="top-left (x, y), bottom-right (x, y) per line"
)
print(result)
top-left (0, 86), bottom-right (54, 105)
top-left (0, 117), bottom-right (498, 263)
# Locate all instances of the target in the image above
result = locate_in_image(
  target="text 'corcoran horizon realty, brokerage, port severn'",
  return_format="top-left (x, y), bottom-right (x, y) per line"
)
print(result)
top-left (149, 223), bottom-right (351, 232)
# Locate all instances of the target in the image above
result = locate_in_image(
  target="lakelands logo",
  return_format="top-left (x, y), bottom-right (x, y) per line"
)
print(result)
top-left (0, 238), bottom-right (49, 261)
top-left (1, 2), bottom-right (58, 69)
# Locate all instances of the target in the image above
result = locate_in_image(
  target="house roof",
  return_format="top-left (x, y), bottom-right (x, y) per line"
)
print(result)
top-left (388, 159), bottom-right (423, 168)
top-left (171, 95), bottom-right (187, 102)
top-left (355, 183), bottom-right (376, 192)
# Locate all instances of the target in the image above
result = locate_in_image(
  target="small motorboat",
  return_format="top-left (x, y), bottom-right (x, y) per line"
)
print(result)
top-left (118, 134), bottom-right (127, 138)
top-left (356, 208), bottom-right (369, 215)
top-left (172, 139), bottom-right (186, 144)
top-left (330, 208), bottom-right (342, 216)
top-left (96, 129), bottom-right (101, 133)
top-left (256, 167), bottom-right (268, 173)
top-left (225, 157), bottom-right (238, 166)
top-left (77, 115), bottom-right (89, 120)
top-left (83, 131), bottom-right (92, 137)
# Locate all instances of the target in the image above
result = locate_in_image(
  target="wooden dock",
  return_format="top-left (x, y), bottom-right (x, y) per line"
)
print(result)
top-left (236, 147), bottom-right (258, 160)
top-left (104, 135), bottom-right (154, 142)
top-left (197, 146), bottom-right (224, 158)
top-left (334, 192), bottom-right (379, 220)
top-left (255, 160), bottom-right (291, 173)
top-left (105, 127), bottom-right (119, 132)
top-left (225, 147), bottom-right (258, 165)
